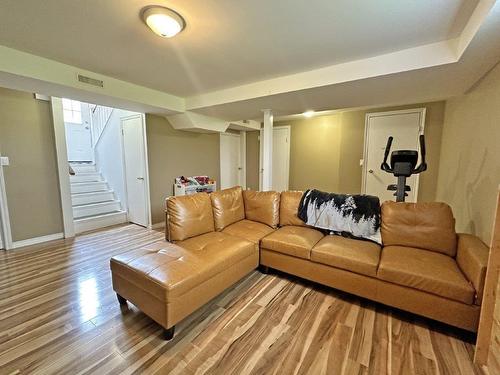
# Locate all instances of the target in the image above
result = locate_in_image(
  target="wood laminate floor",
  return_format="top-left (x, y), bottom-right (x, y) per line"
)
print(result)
top-left (0, 224), bottom-right (485, 375)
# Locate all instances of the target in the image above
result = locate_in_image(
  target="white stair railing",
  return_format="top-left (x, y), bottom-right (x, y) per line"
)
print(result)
top-left (90, 105), bottom-right (114, 147)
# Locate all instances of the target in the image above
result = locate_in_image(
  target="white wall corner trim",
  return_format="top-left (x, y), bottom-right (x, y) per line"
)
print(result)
top-left (51, 97), bottom-right (75, 238)
top-left (0, 159), bottom-right (13, 249)
top-left (12, 232), bottom-right (64, 249)
top-left (149, 222), bottom-right (165, 230)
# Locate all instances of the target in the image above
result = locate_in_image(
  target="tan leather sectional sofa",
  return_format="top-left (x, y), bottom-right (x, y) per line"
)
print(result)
top-left (110, 186), bottom-right (489, 340)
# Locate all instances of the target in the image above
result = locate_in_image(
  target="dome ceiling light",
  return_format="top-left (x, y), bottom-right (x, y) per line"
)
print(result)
top-left (142, 6), bottom-right (185, 38)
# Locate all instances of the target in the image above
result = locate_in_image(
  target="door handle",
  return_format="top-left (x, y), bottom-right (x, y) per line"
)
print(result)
top-left (368, 169), bottom-right (374, 174)
top-left (137, 177), bottom-right (144, 180)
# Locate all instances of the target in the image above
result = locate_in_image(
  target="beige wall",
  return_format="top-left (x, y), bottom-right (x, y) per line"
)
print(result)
top-left (145, 114), bottom-right (220, 224)
top-left (436, 63), bottom-right (500, 244)
top-left (278, 115), bottom-right (342, 192)
top-left (0, 87), bottom-right (63, 241)
top-left (272, 101), bottom-right (445, 199)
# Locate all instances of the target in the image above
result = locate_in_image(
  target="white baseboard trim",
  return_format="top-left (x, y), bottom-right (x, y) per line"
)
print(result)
top-left (12, 232), bottom-right (64, 249)
top-left (149, 222), bottom-right (165, 230)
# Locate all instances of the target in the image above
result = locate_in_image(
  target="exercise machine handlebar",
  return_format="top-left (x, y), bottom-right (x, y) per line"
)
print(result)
top-left (414, 134), bottom-right (427, 173)
top-left (381, 136), bottom-right (393, 172)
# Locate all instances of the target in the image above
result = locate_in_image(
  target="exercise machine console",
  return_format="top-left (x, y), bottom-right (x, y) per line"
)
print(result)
top-left (380, 134), bottom-right (427, 202)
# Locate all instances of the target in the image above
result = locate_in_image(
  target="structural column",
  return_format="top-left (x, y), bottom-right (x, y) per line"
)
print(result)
top-left (261, 109), bottom-right (273, 191)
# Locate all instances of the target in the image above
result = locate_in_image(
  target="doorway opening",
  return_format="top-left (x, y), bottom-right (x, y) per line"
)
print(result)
top-left (220, 131), bottom-right (246, 190)
top-left (60, 98), bottom-right (151, 234)
top-left (259, 125), bottom-right (291, 192)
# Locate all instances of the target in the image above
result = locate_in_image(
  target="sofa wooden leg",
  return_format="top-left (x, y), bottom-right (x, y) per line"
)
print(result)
top-left (163, 326), bottom-right (175, 340)
top-left (260, 265), bottom-right (270, 274)
top-left (116, 293), bottom-right (127, 306)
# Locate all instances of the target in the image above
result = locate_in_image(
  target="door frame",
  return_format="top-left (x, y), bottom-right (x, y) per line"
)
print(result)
top-left (51, 97), bottom-right (75, 238)
top-left (120, 114), bottom-right (152, 228)
top-left (0, 157), bottom-right (13, 249)
top-left (259, 125), bottom-right (291, 191)
top-left (219, 132), bottom-right (246, 189)
top-left (361, 108), bottom-right (426, 200)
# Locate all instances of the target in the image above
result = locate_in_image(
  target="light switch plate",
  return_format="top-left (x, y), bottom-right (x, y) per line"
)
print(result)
top-left (0, 156), bottom-right (10, 166)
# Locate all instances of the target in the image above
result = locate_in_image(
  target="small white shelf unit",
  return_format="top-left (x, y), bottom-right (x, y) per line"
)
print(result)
top-left (173, 176), bottom-right (217, 196)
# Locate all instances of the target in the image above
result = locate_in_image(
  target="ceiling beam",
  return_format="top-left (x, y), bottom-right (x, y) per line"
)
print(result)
top-left (0, 45), bottom-right (185, 114)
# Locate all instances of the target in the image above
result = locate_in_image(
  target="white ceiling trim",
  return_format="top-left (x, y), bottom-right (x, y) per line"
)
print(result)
top-left (186, 0), bottom-right (496, 112)
top-left (0, 45), bottom-right (185, 114)
top-left (186, 40), bottom-right (457, 110)
top-left (455, 0), bottom-right (497, 56)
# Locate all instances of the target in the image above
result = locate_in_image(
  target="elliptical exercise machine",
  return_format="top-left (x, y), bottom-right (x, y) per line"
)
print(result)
top-left (380, 134), bottom-right (427, 202)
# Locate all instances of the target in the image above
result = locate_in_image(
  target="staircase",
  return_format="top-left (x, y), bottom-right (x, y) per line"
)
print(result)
top-left (70, 163), bottom-right (127, 233)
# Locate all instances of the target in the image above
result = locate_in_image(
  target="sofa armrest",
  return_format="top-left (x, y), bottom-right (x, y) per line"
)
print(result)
top-left (456, 233), bottom-right (489, 305)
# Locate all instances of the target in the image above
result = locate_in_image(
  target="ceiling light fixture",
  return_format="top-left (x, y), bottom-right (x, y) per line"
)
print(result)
top-left (142, 6), bottom-right (185, 38)
top-left (302, 110), bottom-right (315, 118)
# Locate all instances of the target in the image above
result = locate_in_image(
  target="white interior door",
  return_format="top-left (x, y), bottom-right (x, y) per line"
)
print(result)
top-left (220, 133), bottom-right (242, 189)
top-left (363, 109), bottom-right (425, 203)
top-left (64, 101), bottom-right (93, 162)
top-left (272, 126), bottom-right (290, 192)
top-left (259, 126), bottom-right (291, 192)
top-left (0, 211), bottom-right (3, 249)
top-left (121, 115), bottom-right (149, 227)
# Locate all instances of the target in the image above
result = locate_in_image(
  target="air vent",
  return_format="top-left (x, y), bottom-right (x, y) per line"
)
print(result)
top-left (77, 74), bottom-right (104, 88)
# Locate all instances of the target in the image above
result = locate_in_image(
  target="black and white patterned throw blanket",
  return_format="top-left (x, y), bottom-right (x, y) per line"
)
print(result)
top-left (298, 189), bottom-right (381, 244)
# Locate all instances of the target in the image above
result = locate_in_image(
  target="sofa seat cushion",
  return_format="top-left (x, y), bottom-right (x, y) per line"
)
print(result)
top-left (111, 233), bottom-right (255, 301)
top-left (377, 246), bottom-right (475, 304)
top-left (261, 225), bottom-right (324, 259)
top-left (222, 219), bottom-right (275, 244)
top-left (311, 235), bottom-right (381, 277)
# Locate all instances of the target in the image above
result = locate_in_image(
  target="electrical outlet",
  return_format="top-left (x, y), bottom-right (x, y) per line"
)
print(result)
top-left (0, 156), bottom-right (10, 166)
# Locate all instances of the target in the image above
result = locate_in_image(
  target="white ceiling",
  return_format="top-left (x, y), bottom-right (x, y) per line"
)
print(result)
top-left (0, 0), bottom-right (478, 97)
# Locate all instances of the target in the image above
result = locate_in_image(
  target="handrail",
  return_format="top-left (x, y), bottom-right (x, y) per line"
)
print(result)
top-left (91, 105), bottom-right (114, 147)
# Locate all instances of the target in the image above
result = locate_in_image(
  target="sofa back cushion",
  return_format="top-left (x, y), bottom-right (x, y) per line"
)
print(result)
top-left (381, 201), bottom-right (457, 257)
top-left (280, 191), bottom-right (307, 227)
top-left (166, 193), bottom-right (215, 241)
top-left (210, 186), bottom-right (245, 231)
top-left (243, 190), bottom-right (280, 228)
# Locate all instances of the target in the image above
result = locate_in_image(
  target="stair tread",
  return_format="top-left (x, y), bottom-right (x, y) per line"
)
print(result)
top-left (74, 210), bottom-right (126, 221)
top-left (70, 181), bottom-right (106, 185)
top-left (71, 190), bottom-right (114, 196)
top-left (73, 200), bottom-right (120, 208)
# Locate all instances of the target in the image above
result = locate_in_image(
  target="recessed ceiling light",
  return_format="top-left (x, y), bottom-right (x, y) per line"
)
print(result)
top-left (142, 6), bottom-right (185, 38)
top-left (302, 110), bottom-right (315, 118)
